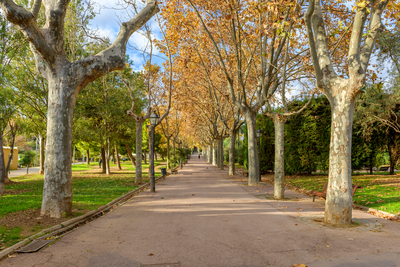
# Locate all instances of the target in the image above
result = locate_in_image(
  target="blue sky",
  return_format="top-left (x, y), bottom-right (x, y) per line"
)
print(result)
top-left (88, 0), bottom-right (166, 72)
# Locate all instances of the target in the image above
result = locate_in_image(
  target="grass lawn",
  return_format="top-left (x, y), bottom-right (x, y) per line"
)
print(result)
top-left (71, 160), bottom-right (165, 171)
top-left (277, 174), bottom-right (400, 215)
top-left (0, 167), bottom-right (164, 249)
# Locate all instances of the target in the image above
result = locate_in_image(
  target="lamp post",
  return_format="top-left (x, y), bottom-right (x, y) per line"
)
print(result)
top-left (179, 141), bottom-right (182, 169)
top-left (256, 128), bottom-right (262, 182)
top-left (149, 111), bottom-right (160, 192)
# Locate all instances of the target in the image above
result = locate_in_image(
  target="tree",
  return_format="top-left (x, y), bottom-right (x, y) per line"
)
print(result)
top-left (0, 88), bottom-right (16, 193)
top-left (20, 150), bottom-right (35, 174)
top-left (0, 0), bottom-right (159, 217)
top-left (305, 0), bottom-right (390, 224)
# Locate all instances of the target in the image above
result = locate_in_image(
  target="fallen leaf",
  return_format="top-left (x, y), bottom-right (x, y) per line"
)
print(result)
top-left (192, 194), bottom-right (195, 196)
top-left (348, 238), bottom-right (354, 241)
top-left (293, 264), bottom-right (307, 267)
top-left (8, 255), bottom-right (16, 258)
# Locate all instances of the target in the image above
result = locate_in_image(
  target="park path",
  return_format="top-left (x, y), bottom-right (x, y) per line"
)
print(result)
top-left (2, 155), bottom-right (400, 266)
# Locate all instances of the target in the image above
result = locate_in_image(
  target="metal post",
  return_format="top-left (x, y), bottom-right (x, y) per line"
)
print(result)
top-left (151, 126), bottom-right (155, 192)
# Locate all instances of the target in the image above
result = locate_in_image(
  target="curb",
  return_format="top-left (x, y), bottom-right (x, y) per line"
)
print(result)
top-left (0, 175), bottom-right (167, 259)
top-left (263, 178), bottom-right (400, 223)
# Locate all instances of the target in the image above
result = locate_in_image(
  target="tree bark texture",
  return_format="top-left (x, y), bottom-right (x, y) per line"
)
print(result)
top-left (212, 142), bottom-right (217, 166)
top-left (115, 145), bottom-right (121, 170)
top-left (219, 138), bottom-right (224, 170)
top-left (274, 117), bottom-right (285, 199)
top-left (101, 146), bottom-right (106, 173)
top-left (39, 135), bottom-right (45, 175)
top-left (166, 138), bottom-right (170, 169)
top-left (0, 0), bottom-right (159, 218)
top-left (324, 96), bottom-right (356, 225)
top-left (229, 130), bottom-right (236, 176)
top-left (245, 111), bottom-right (259, 186)
top-left (105, 139), bottom-right (111, 175)
top-left (41, 79), bottom-right (77, 217)
top-left (135, 120), bottom-right (144, 184)
top-left (0, 132), bottom-right (5, 193)
top-left (125, 144), bottom-right (136, 168)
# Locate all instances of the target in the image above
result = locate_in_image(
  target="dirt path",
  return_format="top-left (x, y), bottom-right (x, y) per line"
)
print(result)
top-left (2, 155), bottom-right (400, 266)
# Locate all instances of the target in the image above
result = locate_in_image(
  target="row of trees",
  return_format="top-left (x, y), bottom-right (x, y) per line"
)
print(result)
top-left (164, 0), bottom-right (398, 225)
top-left (1, 0), bottom-right (399, 226)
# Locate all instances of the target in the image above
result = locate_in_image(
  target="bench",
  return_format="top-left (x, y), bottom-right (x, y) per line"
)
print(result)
top-left (308, 182), bottom-right (362, 202)
top-left (171, 167), bottom-right (179, 174)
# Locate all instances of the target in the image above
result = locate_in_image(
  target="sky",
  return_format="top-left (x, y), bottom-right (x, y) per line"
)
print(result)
top-left (87, 0), bottom-right (165, 72)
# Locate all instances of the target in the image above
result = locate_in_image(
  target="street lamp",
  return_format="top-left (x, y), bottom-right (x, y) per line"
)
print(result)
top-left (149, 111), bottom-right (159, 192)
top-left (256, 128), bottom-right (262, 182)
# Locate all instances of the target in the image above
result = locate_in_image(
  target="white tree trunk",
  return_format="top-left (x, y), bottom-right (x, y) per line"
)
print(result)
top-left (39, 134), bottom-right (45, 175)
top-left (245, 111), bottom-right (259, 186)
top-left (135, 120), bottom-right (144, 184)
top-left (219, 138), bottom-right (224, 170)
top-left (325, 95), bottom-right (356, 225)
top-left (274, 117), bottom-right (285, 199)
top-left (0, 131), bottom-right (5, 194)
top-left (105, 138), bottom-right (111, 175)
top-left (41, 79), bottom-right (76, 218)
top-left (212, 142), bottom-right (217, 165)
top-left (229, 130), bottom-right (236, 176)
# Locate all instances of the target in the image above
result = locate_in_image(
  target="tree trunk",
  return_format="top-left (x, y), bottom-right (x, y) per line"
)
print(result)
top-left (39, 135), bottom-right (45, 175)
top-left (208, 146), bottom-right (212, 163)
top-left (274, 117), bottom-right (285, 199)
top-left (167, 137), bottom-right (170, 169)
top-left (41, 80), bottom-right (76, 218)
top-left (229, 130), bottom-right (236, 176)
top-left (4, 126), bottom-right (17, 183)
top-left (27, 165), bottom-right (29, 174)
top-left (220, 138), bottom-right (224, 170)
top-left (0, 131), bottom-right (5, 194)
top-left (216, 139), bottom-right (220, 168)
top-left (212, 142), bottom-right (217, 166)
top-left (105, 138), bottom-right (111, 175)
top-left (245, 111), bottom-right (259, 186)
top-left (101, 146), bottom-right (106, 173)
top-left (324, 97), bottom-right (355, 225)
top-left (72, 145), bottom-right (75, 164)
top-left (86, 150), bottom-right (90, 165)
top-left (144, 151), bottom-right (147, 164)
top-left (135, 120), bottom-right (144, 184)
top-left (115, 145), bottom-right (122, 170)
top-left (125, 144), bottom-right (136, 167)
top-left (173, 140), bottom-right (176, 164)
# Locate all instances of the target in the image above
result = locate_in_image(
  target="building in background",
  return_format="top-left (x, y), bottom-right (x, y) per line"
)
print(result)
top-left (2, 147), bottom-right (18, 170)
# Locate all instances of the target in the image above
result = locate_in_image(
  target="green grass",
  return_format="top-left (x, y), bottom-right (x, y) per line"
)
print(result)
top-left (281, 174), bottom-right (400, 215)
top-left (0, 226), bottom-right (22, 248)
top-left (71, 160), bottom-right (165, 172)
top-left (0, 167), bottom-right (164, 249)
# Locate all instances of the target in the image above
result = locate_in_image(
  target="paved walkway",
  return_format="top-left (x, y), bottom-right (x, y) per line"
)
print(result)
top-left (2, 155), bottom-right (400, 266)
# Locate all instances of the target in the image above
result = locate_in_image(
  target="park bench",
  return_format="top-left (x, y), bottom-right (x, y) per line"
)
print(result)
top-left (169, 165), bottom-right (179, 174)
top-left (308, 182), bottom-right (362, 202)
top-left (171, 167), bottom-right (179, 174)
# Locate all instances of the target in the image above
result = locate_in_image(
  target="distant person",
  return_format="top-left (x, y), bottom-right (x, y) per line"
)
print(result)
top-left (99, 158), bottom-right (102, 168)
top-left (198, 154), bottom-right (200, 159)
